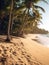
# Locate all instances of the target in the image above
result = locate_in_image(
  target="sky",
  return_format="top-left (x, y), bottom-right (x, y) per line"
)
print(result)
top-left (37, 0), bottom-right (49, 31)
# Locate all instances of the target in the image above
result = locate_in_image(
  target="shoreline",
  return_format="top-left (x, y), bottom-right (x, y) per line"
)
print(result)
top-left (20, 34), bottom-right (49, 65)
top-left (0, 34), bottom-right (49, 65)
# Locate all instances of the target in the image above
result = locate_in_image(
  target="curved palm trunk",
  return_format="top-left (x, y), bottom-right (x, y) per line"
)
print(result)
top-left (6, 0), bottom-right (14, 42)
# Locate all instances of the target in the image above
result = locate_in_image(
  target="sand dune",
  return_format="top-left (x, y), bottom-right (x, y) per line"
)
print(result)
top-left (0, 34), bottom-right (49, 65)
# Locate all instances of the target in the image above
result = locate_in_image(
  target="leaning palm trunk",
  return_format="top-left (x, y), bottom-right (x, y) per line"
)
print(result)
top-left (6, 0), bottom-right (14, 42)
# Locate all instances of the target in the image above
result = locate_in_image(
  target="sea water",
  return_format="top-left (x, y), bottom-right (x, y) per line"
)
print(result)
top-left (37, 34), bottom-right (49, 48)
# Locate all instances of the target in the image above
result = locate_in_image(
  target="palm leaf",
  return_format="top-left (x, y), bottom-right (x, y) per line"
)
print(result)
top-left (34, 5), bottom-right (45, 12)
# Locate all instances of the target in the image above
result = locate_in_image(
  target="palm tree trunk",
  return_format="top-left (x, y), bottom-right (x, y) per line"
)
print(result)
top-left (10, 13), bottom-right (14, 35)
top-left (6, 0), bottom-right (14, 42)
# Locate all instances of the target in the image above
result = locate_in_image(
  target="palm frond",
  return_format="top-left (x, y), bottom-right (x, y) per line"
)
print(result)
top-left (34, 5), bottom-right (45, 12)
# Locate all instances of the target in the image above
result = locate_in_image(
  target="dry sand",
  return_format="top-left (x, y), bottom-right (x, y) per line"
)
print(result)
top-left (0, 34), bottom-right (49, 65)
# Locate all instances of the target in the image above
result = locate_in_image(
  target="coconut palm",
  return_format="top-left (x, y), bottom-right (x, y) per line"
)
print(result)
top-left (5, 0), bottom-right (48, 42)
top-left (5, 0), bottom-right (14, 42)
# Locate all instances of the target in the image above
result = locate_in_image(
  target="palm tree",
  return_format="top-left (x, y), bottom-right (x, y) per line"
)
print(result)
top-left (5, 0), bottom-right (48, 42)
top-left (5, 0), bottom-right (14, 42)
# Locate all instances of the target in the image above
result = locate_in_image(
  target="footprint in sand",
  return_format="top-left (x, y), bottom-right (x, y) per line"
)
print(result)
top-left (12, 51), bottom-right (17, 56)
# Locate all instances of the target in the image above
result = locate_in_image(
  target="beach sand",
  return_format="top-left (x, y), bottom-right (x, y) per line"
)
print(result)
top-left (0, 34), bottom-right (49, 65)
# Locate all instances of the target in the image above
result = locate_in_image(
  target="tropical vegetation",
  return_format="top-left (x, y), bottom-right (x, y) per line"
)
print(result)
top-left (0, 0), bottom-right (48, 42)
